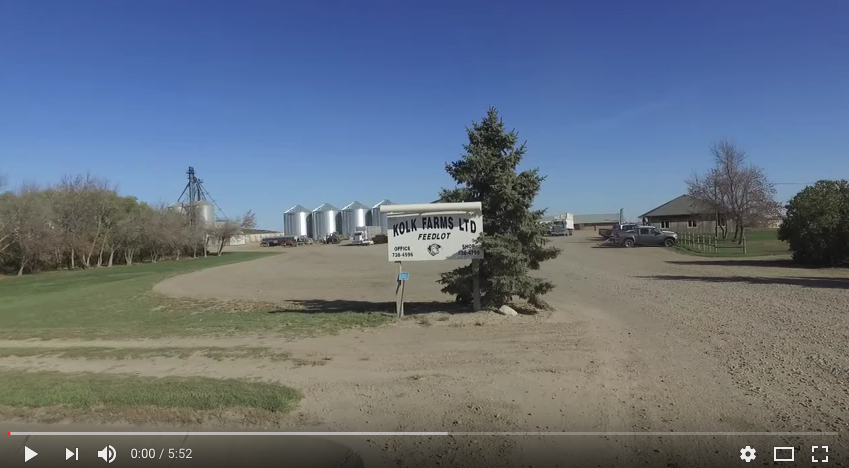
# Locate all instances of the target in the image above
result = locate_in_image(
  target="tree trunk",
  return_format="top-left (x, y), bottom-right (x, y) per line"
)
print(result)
top-left (217, 239), bottom-right (225, 256)
top-left (108, 249), bottom-right (115, 267)
top-left (70, 247), bottom-right (76, 269)
top-left (125, 248), bottom-right (135, 266)
top-left (17, 259), bottom-right (26, 276)
top-left (97, 235), bottom-right (108, 267)
top-left (86, 237), bottom-right (99, 267)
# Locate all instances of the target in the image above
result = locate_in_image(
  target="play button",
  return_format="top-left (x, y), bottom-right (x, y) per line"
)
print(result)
top-left (24, 446), bottom-right (38, 462)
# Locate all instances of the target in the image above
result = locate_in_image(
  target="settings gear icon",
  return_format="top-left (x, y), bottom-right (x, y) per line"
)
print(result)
top-left (740, 446), bottom-right (756, 462)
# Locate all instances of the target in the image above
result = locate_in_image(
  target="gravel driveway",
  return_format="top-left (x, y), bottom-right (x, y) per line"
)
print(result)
top-left (6, 232), bottom-right (846, 467)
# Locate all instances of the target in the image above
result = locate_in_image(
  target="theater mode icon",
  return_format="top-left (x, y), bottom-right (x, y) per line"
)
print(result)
top-left (774, 446), bottom-right (795, 462)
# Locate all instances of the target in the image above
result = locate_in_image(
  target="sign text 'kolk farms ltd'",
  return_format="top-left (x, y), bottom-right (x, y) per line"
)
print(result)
top-left (388, 214), bottom-right (484, 261)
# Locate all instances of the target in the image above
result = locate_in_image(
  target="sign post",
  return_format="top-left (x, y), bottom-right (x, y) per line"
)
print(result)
top-left (396, 267), bottom-right (409, 317)
top-left (472, 259), bottom-right (481, 312)
top-left (380, 202), bottom-right (484, 317)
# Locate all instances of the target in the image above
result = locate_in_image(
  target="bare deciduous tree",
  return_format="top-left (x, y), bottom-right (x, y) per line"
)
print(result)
top-left (6, 184), bottom-right (57, 275)
top-left (0, 173), bottom-right (254, 275)
top-left (211, 211), bottom-right (256, 255)
top-left (687, 141), bottom-right (781, 243)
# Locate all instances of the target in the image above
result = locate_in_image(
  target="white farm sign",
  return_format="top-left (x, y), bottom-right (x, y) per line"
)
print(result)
top-left (388, 213), bottom-right (484, 261)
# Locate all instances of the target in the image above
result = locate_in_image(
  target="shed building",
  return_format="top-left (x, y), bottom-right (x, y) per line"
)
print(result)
top-left (573, 213), bottom-right (622, 230)
top-left (639, 194), bottom-right (731, 233)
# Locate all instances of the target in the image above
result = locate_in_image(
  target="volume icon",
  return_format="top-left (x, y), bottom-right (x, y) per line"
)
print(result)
top-left (97, 445), bottom-right (116, 463)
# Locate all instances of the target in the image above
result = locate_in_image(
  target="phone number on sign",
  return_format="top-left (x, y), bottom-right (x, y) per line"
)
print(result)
top-left (130, 448), bottom-right (193, 459)
top-left (392, 252), bottom-right (414, 258)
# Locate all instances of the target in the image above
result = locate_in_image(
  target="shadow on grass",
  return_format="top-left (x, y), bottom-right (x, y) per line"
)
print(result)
top-left (640, 274), bottom-right (849, 290)
top-left (666, 258), bottom-right (800, 268)
top-left (268, 299), bottom-right (473, 316)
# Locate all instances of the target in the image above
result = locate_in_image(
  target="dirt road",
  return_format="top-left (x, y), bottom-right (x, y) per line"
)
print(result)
top-left (3, 232), bottom-right (846, 466)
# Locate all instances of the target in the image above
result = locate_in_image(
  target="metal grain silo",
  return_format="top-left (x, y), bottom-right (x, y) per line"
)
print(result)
top-left (283, 205), bottom-right (310, 237)
top-left (369, 199), bottom-right (394, 234)
top-left (194, 201), bottom-right (216, 227)
top-left (168, 202), bottom-right (186, 215)
top-left (311, 203), bottom-right (339, 239)
top-left (340, 201), bottom-right (369, 237)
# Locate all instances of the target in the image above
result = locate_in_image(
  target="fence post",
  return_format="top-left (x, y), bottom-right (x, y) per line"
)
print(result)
top-left (713, 236), bottom-right (717, 253)
top-left (743, 235), bottom-right (747, 255)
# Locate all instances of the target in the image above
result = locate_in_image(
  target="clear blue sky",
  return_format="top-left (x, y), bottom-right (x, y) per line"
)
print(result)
top-left (2, 0), bottom-right (847, 229)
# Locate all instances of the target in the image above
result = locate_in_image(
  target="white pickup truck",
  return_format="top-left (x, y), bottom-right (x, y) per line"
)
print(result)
top-left (351, 231), bottom-right (374, 246)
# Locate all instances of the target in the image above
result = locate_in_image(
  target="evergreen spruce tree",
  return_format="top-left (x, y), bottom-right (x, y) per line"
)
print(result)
top-left (438, 107), bottom-right (561, 309)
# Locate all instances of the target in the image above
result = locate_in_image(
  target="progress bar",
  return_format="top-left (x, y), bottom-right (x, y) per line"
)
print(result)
top-left (8, 432), bottom-right (840, 436)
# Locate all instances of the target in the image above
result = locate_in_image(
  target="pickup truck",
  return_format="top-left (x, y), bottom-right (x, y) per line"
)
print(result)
top-left (614, 226), bottom-right (678, 248)
top-left (600, 223), bottom-right (637, 240)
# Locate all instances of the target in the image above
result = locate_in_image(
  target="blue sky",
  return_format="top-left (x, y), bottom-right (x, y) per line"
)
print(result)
top-left (1, 0), bottom-right (847, 229)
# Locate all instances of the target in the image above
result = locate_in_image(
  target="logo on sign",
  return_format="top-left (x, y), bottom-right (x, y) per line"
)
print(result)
top-left (427, 244), bottom-right (442, 256)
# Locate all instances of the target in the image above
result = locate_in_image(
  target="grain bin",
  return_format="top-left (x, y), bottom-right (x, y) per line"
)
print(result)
top-left (167, 202), bottom-right (186, 215)
top-left (369, 199), bottom-right (394, 234)
top-left (194, 201), bottom-right (216, 227)
top-left (311, 203), bottom-right (339, 239)
top-left (283, 205), bottom-right (310, 237)
top-left (340, 201), bottom-right (369, 237)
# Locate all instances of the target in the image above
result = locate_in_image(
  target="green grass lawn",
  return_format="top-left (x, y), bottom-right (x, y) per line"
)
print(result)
top-left (0, 370), bottom-right (301, 425)
top-left (674, 228), bottom-right (790, 258)
top-left (0, 253), bottom-right (390, 340)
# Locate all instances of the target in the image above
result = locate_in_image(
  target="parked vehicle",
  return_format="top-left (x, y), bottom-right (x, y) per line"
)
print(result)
top-left (600, 223), bottom-right (636, 239)
top-left (260, 236), bottom-right (297, 247)
top-left (325, 233), bottom-right (341, 245)
top-left (260, 236), bottom-right (283, 247)
top-left (614, 225), bottom-right (678, 248)
top-left (351, 231), bottom-right (374, 246)
top-left (550, 219), bottom-right (574, 236)
top-left (296, 235), bottom-right (313, 245)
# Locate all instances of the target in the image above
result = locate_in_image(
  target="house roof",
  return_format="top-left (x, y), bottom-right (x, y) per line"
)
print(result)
top-left (639, 195), bottom-right (713, 218)
top-left (574, 213), bottom-right (621, 225)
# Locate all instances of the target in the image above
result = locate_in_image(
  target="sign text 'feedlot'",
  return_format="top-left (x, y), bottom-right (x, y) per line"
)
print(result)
top-left (388, 213), bottom-right (484, 261)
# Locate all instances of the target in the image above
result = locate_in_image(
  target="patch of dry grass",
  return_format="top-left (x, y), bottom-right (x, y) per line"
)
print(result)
top-left (0, 346), bottom-right (328, 366)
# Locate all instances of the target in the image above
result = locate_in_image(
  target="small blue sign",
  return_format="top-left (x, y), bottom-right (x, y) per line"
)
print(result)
top-left (398, 272), bottom-right (410, 281)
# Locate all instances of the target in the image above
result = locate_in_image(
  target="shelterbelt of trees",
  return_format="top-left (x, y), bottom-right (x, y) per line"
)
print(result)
top-left (0, 173), bottom-right (254, 275)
